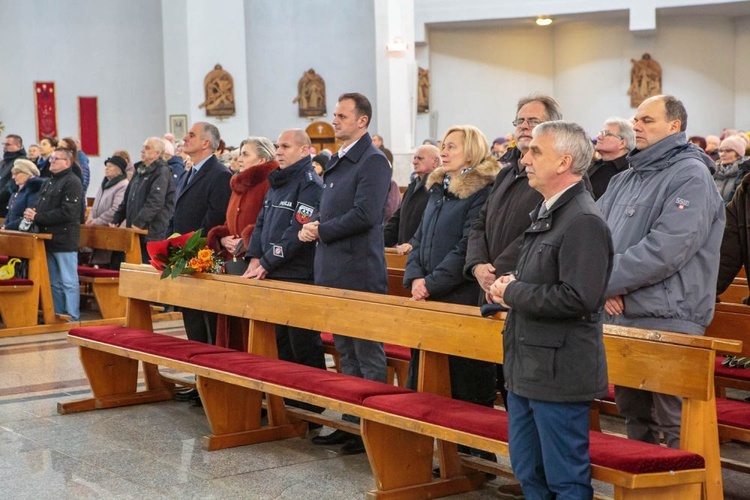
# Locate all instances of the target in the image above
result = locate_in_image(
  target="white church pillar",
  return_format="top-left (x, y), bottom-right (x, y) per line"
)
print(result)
top-left (161, 0), bottom-right (249, 146)
top-left (374, 0), bottom-right (417, 185)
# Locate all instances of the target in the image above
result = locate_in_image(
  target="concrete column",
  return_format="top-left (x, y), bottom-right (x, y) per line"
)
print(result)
top-left (161, 0), bottom-right (249, 145)
top-left (374, 0), bottom-right (416, 185)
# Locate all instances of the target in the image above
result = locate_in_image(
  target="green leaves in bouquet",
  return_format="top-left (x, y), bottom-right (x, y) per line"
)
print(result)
top-left (157, 229), bottom-right (208, 280)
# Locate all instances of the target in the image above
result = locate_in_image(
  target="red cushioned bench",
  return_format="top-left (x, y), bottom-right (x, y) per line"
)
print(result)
top-left (64, 324), bottom-right (709, 499)
top-left (77, 225), bottom-right (147, 318)
top-left (59, 263), bottom-right (736, 499)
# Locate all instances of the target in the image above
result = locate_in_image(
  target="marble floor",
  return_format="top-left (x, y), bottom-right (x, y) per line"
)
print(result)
top-left (3, 320), bottom-right (750, 499)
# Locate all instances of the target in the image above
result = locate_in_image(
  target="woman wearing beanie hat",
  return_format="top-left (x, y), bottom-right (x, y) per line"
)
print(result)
top-left (84, 156), bottom-right (130, 267)
top-left (2, 159), bottom-right (45, 230)
top-left (714, 136), bottom-right (749, 203)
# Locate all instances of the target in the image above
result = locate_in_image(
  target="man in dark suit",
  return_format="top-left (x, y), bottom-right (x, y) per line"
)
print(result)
top-left (172, 122), bottom-right (232, 403)
top-left (299, 93), bottom-right (392, 454)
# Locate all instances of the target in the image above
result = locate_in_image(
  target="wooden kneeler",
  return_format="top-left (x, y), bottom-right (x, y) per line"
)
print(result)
top-left (57, 346), bottom-right (173, 414)
top-left (197, 376), bottom-right (307, 451)
top-left (361, 349), bottom-right (486, 499)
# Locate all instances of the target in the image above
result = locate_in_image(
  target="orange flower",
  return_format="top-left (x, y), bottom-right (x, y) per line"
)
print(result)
top-left (198, 248), bottom-right (212, 262)
top-left (188, 257), bottom-right (200, 270)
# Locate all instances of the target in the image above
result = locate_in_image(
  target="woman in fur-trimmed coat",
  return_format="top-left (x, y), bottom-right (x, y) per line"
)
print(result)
top-left (404, 125), bottom-right (500, 412)
top-left (207, 140), bottom-right (278, 261)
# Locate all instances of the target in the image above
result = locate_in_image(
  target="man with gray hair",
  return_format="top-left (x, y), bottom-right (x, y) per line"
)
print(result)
top-left (111, 136), bottom-right (176, 262)
top-left (489, 121), bottom-right (613, 498)
top-left (598, 95), bottom-right (724, 448)
top-left (384, 144), bottom-right (440, 254)
top-left (589, 117), bottom-right (635, 200)
top-left (173, 122), bottom-right (232, 382)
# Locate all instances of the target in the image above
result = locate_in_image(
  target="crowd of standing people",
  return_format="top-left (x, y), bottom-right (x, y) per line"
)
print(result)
top-left (3, 88), bottom-right (750, 497)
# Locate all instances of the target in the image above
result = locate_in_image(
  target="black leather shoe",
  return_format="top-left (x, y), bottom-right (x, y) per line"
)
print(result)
top-left (340, 437), bottom-right (365, 455)
top-left (311, 429), bottom-right (351, 445)
top-left (173, 388), bottom-right (199, 402)
top-left (190, 395), bottom-right (203, 408)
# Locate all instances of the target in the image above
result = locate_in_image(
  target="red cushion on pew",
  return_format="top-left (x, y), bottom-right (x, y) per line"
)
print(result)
top-left (69, 326), bottom-right (232, 362)
top-left (364, 392), bottom-right (509, 441)
top-left (191, 352), bottom-right (411, 404)
top-left (0, 278), bottom-right (33, 286)
top-left (365, 392), bottom-right (704, 474)
top-left (715, 356), bottom-right (750, 381)
top-left (385, 343), bottom-right (411, 361)
top-left (320, 332), bottom-right (411, 361)
top-left (0, 255), bottom-right (8, 265)
top-left (716, 397), bottom-right (750, 428)
top-left (77, 266), bottom-right (120, 278)
top-left (589, 431), bottom-right (704, 473)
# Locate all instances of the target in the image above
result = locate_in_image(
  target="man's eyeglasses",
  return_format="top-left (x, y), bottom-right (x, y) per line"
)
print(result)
top-left (50, 156), bottom-right (67, 163)
top-left (512, 118), bottom-right (543, 128)
top-left (598, 130), bottom-right (623, 140)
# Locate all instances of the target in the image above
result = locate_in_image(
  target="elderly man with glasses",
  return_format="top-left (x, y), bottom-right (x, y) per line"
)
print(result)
top-left (23, 148), bottom-right (83, 321)
top-left (589, 117), bottom-right (635, 200)
top-left (464, 94), bottom-right (561, 411)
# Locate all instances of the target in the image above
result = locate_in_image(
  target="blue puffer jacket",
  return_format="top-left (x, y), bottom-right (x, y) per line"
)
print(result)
top-left (3, 177), bottom-right (46, 230)
top-left (404, 157), bottom-right (498, 305)
top-left (597, 132), bottom-right (725, 334)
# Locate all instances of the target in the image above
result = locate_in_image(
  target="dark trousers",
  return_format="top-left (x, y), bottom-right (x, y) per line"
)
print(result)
top-left (276, 324), bottom-right (327, 413)
top-left (406, 349), bottom-right (497, 407)
top-left (507, 392), bottom-right (593, 499)
top-left (182, 308), bottom-right (217, 344)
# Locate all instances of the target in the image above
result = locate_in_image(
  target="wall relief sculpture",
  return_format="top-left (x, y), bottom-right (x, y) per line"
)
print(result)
top-left (417, 67), bottom-right (430, 113)
top-left (627, 53), bottom-right (662, 107)
top-left (293, 69), bottom-right (326, 117)
top-left (199, 64), bottom-right (235, 117)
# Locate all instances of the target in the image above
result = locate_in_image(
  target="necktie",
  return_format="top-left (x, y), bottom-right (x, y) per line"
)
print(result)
top-left (185, 168), bottom-right (195, 187)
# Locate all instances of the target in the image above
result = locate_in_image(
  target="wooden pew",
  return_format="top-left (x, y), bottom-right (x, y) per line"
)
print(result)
top-left (0, 230), bottom-right (62, 330)
top-left (384, 248), bottom-right (409, 298)
top-left (59, 264), bottom-right (738, 499)
top-left (78, 225), bottom-right (147, 318)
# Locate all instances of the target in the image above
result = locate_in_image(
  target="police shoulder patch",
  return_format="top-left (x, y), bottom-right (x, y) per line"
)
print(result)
top-left (295, 203), bottom-right (315, 224)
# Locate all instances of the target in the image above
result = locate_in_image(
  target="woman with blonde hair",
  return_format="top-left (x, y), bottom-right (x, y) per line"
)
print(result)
top-left (208, 136), bottom-right (278, 351)
top-left (404, 124), bottom-right (500, 460)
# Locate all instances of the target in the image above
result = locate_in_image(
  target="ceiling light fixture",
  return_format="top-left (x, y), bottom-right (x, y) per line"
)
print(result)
top-left (536, 16), bottom-right (553, 26)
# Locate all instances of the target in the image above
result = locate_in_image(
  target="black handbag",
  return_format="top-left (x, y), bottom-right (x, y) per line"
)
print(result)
top-left (224, 240), bottom-right (248, 276)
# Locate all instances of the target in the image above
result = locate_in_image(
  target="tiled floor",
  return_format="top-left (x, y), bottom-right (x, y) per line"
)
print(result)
top-left (2, 321), bottom-right (750, 499)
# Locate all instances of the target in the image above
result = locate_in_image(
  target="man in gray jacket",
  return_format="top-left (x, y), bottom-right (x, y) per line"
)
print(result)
top-left (111, 137), bottom-right (175, 262)
top-left (597, 95), bottom-right (725, 449)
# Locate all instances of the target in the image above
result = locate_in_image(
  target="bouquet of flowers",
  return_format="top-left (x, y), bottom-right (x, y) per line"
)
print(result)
top-left (146, 230), bottom-right (225, 279)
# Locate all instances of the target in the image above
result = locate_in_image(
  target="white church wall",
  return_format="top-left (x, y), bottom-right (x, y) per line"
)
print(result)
top-left (244, 0), bottom-right (378, 141)
top-left (0, 0), bottom-right (166, 197)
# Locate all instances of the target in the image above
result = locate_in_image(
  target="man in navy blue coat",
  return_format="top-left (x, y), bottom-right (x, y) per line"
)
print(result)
top-left (299, 93), bottom-right (392, 454)
top-left (172, 122), bottom-right (232, 405)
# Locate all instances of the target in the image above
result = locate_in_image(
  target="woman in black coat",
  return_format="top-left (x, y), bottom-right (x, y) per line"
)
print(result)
top-left (404, 125), bottom-right (500, 410)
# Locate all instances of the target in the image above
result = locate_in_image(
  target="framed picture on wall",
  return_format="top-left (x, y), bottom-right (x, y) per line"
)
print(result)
top-left (169, 115), bottom-right (188, 140)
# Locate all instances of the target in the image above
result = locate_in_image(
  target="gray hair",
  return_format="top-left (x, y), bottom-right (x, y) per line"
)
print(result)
top-left (603, 117), bottom-right (635, 152)
top-left (240, 136), bottom-right (277, 162)
top-left (196, 122), bottom-right (221, 151)
top-left (516, 94), bottom-right (562, 122)
top-left (146, 137), bottom-right (166, 155)
top-left (533, 121), bottom-right (593, 175)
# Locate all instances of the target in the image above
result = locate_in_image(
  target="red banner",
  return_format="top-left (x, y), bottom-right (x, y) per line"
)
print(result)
top-left (34, 82), bottom-right (57, 142)
top-left (78, 96), bottom-right (99, 156)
